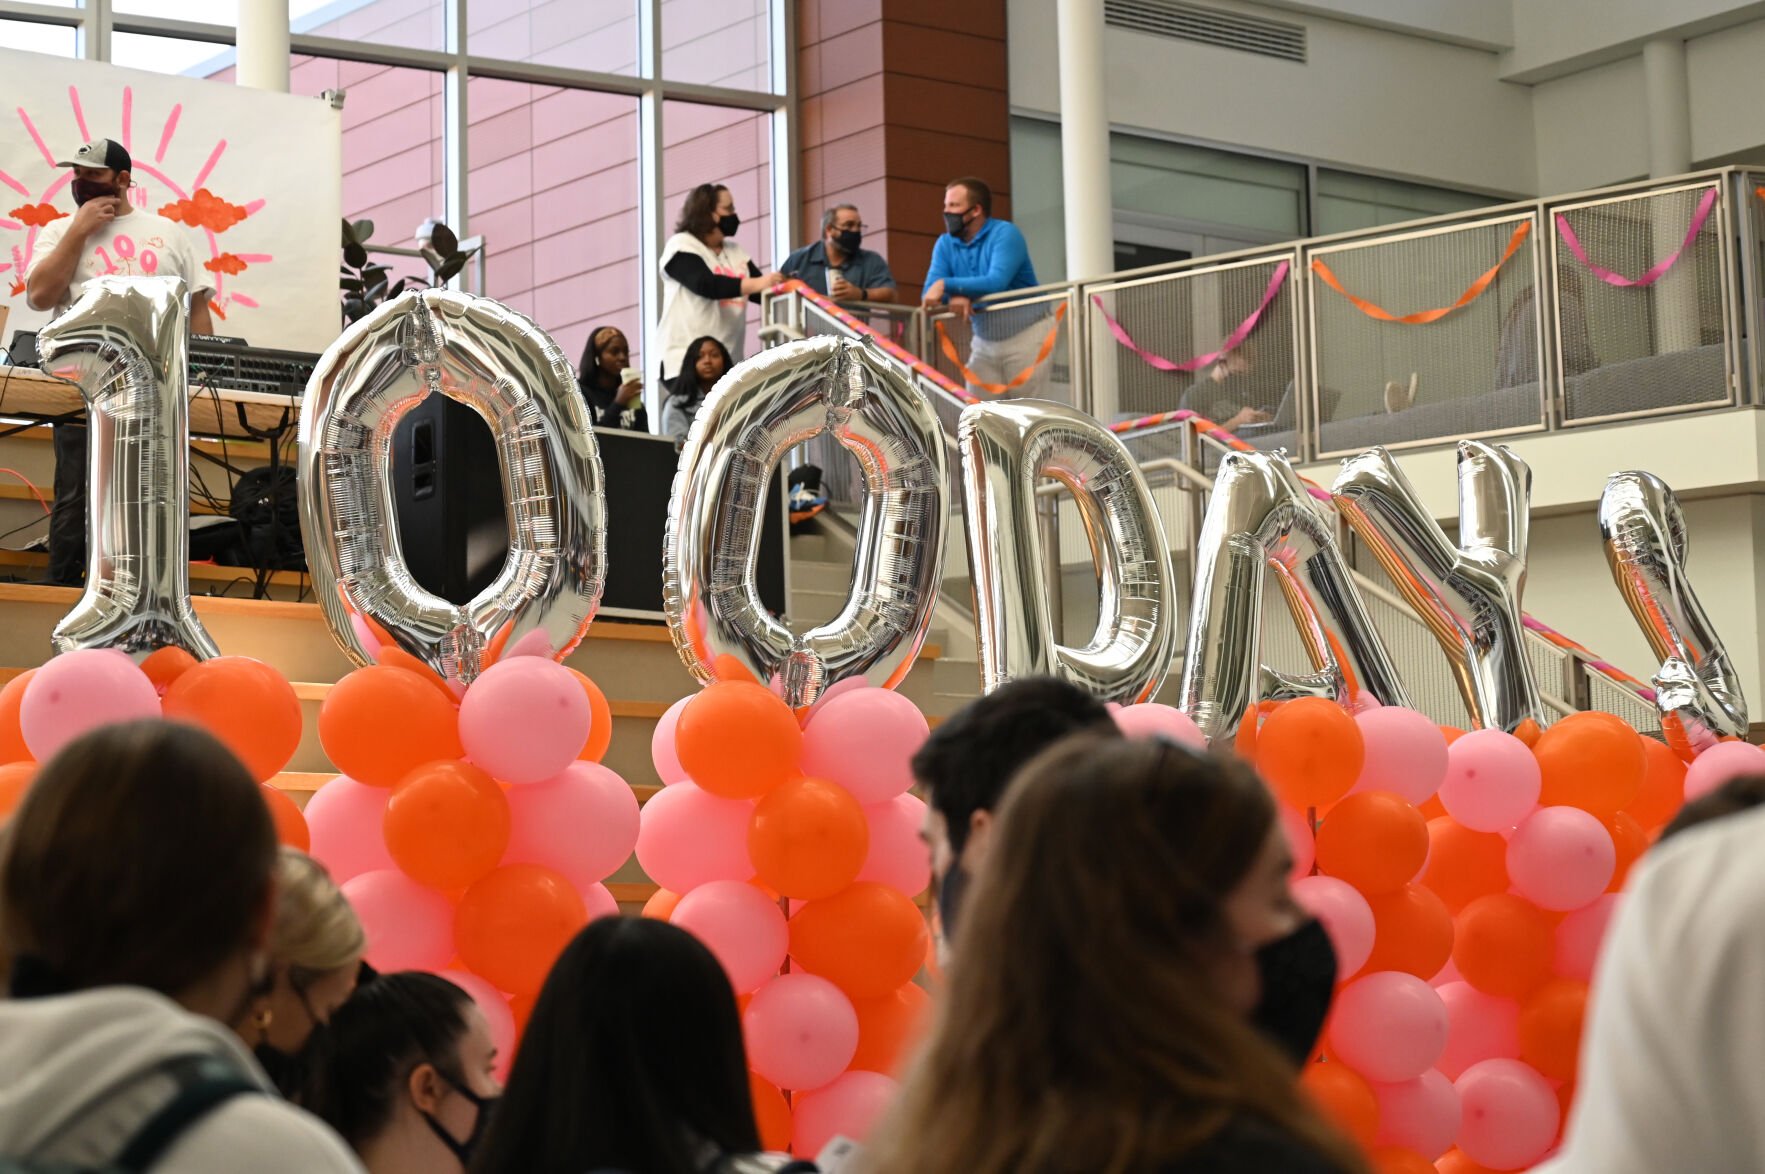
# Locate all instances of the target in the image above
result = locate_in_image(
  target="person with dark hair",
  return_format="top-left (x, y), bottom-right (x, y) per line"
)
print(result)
top-left (658, 183), bottom-right (784, 381)
top-left (470, 917), bottom-right (813, 1174)
top-left (1659, 771), bottom-right (1765, 841)
top-left (866, 735), bottom-right (1364, 1174)
top-left (309, 972), bottom-right (500, 1174)
top-left (578, 324), bottom-right (649, 431)
top-left (0, 720), bottom-right (363, 1171)
top-left (921, 176), bottom-right (1049, 399)
top-left (909, 677), bottom-right (1116, 957)
top-left (660, 335), bottom-right (733, 444)
top-left (779, 204), bottom-right (897, 303)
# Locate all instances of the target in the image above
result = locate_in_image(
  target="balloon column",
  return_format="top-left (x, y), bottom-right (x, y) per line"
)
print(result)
top-left (639, 679), bottom-right (934, 1155)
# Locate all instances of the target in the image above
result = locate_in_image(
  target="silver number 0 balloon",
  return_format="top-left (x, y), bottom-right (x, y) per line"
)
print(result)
top-left (299, 289), bottom-right (606, 686)
top-left (1599, 470), bottom-right (1747, 755)
top-left (664, 336), bottom-right (947, 707)
top-left (957, 399), bottom-right (1176, 704)
top-left (36, 276), bottom-right (220, 661)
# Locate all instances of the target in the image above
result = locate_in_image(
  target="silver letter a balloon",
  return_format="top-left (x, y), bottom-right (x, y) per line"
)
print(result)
top-left (36, 276), bottom-right (220, 661)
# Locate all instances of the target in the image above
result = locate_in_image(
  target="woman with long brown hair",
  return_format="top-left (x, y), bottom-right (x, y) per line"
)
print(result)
top-left (863, 735), bottom-right (1366, 1174)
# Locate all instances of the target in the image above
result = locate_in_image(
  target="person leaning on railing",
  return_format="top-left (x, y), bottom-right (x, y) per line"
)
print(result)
top-left (779, 204), bottom-right (897, 303)
top-left (921, 176), bottom-right (1051, 398)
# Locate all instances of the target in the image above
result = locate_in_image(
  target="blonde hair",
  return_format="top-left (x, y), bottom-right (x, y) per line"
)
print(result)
top-left (273, 847), bottom-right (365, 981)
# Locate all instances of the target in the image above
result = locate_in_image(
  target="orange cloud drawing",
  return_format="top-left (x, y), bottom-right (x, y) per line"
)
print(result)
top-left (10, 203), bottom-right (65, 228)
top-left (159, 188), bottom-right (249, 233)
top-left (205, 252), bottom-right (248, 275)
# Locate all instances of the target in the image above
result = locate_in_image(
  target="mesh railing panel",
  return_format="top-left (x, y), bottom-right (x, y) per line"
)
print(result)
top-left (1586, 672), bottom-right (1663, 739)
top-left (1308, 213), bottom-right (1546, 456)
top-left (1553, 182), bottom-right (1733, 423)
top-left (1525, 630), bottom-right (1573, 708)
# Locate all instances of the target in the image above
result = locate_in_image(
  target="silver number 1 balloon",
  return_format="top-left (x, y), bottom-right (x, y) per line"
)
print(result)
top-left (37, 276), bottom-right (220, 661)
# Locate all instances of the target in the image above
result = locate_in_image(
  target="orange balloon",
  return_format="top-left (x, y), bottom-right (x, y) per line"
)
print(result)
top-left (1419, 794), bottom-right (1448, 821)
top-left (319, 665), bottom-right (464, 787)
top-left (0, 760), bottom-right (37, 822)
top-left (0, 670), bottom-right (34, 764)
top-left (1519, 978), bottom-right (1588, 1081)
top-left (789, 882), bottom-right (929, 999)
top-left (568, 669), bottom-right (613, 763)
top-left (1436, 1149), bottom-right (1501, 1174)
top-left (851, 982), bottom-right (932, 1075)
top-left (260, 782), bottom-right (310, 851)
top-left (1371, 1149), bottom-right (1435, 1174)
top-left (163, 656), bottom-right (303, 781)
top-left (509, 992), bottom-right (537, 1037)
top-left (1233, 705), bottom-right (1259, 762)
top-left (749, 1072), bottom-right (793, 1152)
top-left (140, 646), bottom-right (197, 695)
top-left (749, 776), bottom-right (870, 900)
top-left (1315, 791), bottom-right (1428, 896)
top-left (374, 647), bottom-right (460, 706)
top-left (1603, 811), bottom-right (1647, 892)
top-left (1627, 738), bottom-right (1687, 831)
top-left (1256, 698), bottom-right (1364, 809)
top-left (1453, 893), bottom-right (1554, 999)
top-left (1534, 713), bottom-right (1645, 816)
top-left (456, 863), bottom-right (587, 997)
top-left (384, 761), bottom-right (511, 891)
top-left (676, 681), bottom-right (801, 799)
top-left (1420, 817), bottom-right (1509, 913)
top-left (1362, 882), bottom-right (1454, 979)
top-left (1301, 1061), bottom-right (1377, 1150)
top-left (1440, 725), bottom-right (1467, 744)
top-left (643, 888), bottom-right (682, 921)
top-left (1556, 1079), bottom-right (1578, 1139)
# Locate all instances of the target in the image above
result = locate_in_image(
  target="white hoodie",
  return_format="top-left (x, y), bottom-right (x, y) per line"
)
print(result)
top-left (0, 986), bottom-right (363, 1171)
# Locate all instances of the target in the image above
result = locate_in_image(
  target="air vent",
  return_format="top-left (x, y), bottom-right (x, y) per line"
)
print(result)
top-left (1104, 0), bottom-right (1307, 63)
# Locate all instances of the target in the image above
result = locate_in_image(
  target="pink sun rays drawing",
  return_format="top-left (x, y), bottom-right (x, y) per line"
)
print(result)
top-left (1, 83), bottom-right (273, 321)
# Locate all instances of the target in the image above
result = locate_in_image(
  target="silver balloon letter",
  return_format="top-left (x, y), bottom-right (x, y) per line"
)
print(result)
top-left (1332, 441), bottom-right (1544, 734)
top-left (1178, 449), bottom-right (1407, 741)
top-left (37, 276), bottom-right (220, 661)
top-left (664, 336), bottom-right (946, 706)
top-left (299, 290), bottom-right (605, 685)
top-left (1599, 470), bottom-right (1747, 756)
top-left (958, 399), bottom-right (1176, 704)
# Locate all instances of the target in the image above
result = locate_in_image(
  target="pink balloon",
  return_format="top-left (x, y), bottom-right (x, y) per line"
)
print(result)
top-left (1436, 982), bottom-right (1521, 1080)
top-left (19, 649), bottom-right (161, 762)
top-left (634, 781), bottom-right (753, 892)
top-left (1439, 729), bottom-right (1542, 833)
top-left (1328, 972), bottom-right (1449, 1083)
top-left (1279, 805), bottom-right (1315, 882)
top-left (1684, 739), bottom-right (1765, 802)
top-left (1431, 956), bottom-right (1464, 988)
top-left (437, 969), bottom-right (516, 1081)
top-left (801, 676), bottom-right (872, 729)
top-left (1350, 707), bottom-right (1449, 803)
top-left (1112, 703), bottom-right (1206, 747)
top-left (1373, 1070), bottom-right (1461, 1161)
top-left (342, 869), bottom-right (455, 971)
top-left (304, 775), bottom-right (395, 883)
top-left (459, 657), bottom-right (590, 784)
top-left (792, 1070), bottom-right (899, 1155)
top-left (1292, 875), bottom-right (1374, 977)
top-left (1454, 1059), bottom-right (1560, 1171)
top-left (1507, 806), bottom-right (1615, 912)
top-left (799, 688), bottom-right (930, 805)
top-left (578, 882), bottom-right (619, 921)
top-left (744, 973), bottom-right (859, 1091)
top-left (651, 695), bottom-right (692, 785)
top-left (672, 880), bottom-right (788, 995)
top-left (503, 761), bottom-right (641, 887)
top-left (857, 793), bottom-right (932, 897)
top-left (1554, 893), bottom-right (1621, 982)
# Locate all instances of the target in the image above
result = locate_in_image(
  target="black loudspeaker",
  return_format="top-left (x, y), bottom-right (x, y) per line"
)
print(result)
top-left (391, 397), bottom-right (507, 604)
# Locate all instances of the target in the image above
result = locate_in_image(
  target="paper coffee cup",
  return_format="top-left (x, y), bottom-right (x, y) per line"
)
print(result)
top-left (620, 367), bottom-right (640, 386)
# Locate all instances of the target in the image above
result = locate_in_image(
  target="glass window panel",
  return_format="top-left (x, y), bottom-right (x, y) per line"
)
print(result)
top-left (468, 78), bottom-right (641, 375)
top-left (0, 19), bottom-right (77, 56)
top-left (663, 0), bottom-right (770, 93)
top-left (114, 0), bottom-right (236, 21)
top-left (1010, 116), bottom-right (1067, 284)
top-left (468, 0), bottom-right (638, 75)
top-left (294, 0), bottom-right (444, 52)
top-left (111, 32), bottom-right (235, 76)
top-left (1109, 132), bottom-right (1304, 237)
top-left (1315, 170), bottom-right (1499, 235)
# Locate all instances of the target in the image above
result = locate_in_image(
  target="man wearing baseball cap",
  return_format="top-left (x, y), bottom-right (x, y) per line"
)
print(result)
top-left (25, 137), bottom-right (216, 584)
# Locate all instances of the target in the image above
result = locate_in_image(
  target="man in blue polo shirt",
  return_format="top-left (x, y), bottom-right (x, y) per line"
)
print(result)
top-left (780, 204), bottom-right (897, 303)
top-left (922, 176), bottom-right (1051, 398)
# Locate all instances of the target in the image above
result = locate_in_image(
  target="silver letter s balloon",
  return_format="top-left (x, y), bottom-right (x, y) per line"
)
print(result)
top-left (958, 399), bottom-right (1176, 704)
top-left (36, 276), bottom-right (220, 661)
top-left (664, 336), bottom-right (946, 707)
top-left (1599, 470), bottom-right (1747, 756)
top-left (1178, 449), bottom-right (1407, 741)
top-left (1333, 441), bottom-right (1544, 734)
top-left (299, 290), bottom-right (605, 686)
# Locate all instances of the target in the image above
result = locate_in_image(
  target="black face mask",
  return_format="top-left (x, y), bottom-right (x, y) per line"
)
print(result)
top-left (718, 213), bottom-right (740, 238)
top-left (253, 984), bottom-right (331, 1099)
top-left (72, 178), bottom-right (120, 207)
top-left (1250, 918), bottom-right (1338, 1067)
top-left (943, 209), bottom-right (972, 237)
top-left (422, 1074), bottom-right (497, 1167)
top-left (834, 228), bottom-right (862, 255)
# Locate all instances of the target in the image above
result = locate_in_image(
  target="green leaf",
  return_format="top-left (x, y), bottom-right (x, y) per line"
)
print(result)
top-left (428, 221), bottom-right (458, 256)
top-left (343, 297), bottom-right (366, 320)
top-left (343, 240), bottom-right (368, 269)
top-left (434, 253), bottom-right (469, 283)
top-left (365, 280), bottom-right (388, 303)
top-left (388, 278), bottom-right (409, 299)
top-left (351, 218), bottom-right (375, 245)
top-left (339, 277), bottom-right (364, 293)
top-left (361, 264), bottom-right (391, 282)
top-left (340, 219), bottom-right (356, 246)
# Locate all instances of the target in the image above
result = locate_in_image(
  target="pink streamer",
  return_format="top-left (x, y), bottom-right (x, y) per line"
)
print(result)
top-left (1092, 261), bottom-right (1289, 373)
top-left (68, 86), bottom-right (89, 142)
top-left (1555, 189), bottom-right (1717, 289)
top-left (156, 104), bottom-right (182, 164)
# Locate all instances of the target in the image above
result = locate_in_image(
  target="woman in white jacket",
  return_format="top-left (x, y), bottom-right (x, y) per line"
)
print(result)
top-left (656, 183), bottom-right (784, 381)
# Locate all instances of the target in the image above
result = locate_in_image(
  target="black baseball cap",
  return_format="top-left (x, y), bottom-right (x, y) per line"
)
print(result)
top-left (55, 138), bottom-right (132, 173)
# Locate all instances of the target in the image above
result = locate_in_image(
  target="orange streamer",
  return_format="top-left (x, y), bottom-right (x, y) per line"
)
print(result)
top-left (1310, 220), bottom-right (1532, 325)
top-left (935, 302), bottom-right (1068, 396)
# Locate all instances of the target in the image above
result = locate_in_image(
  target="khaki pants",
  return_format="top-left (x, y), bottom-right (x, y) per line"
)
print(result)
top-left (966, 317), bottom-right (1054, 400)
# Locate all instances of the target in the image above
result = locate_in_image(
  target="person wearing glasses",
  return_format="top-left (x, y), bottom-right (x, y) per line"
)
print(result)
top-left (779, 204), bottom-right (897, 303)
